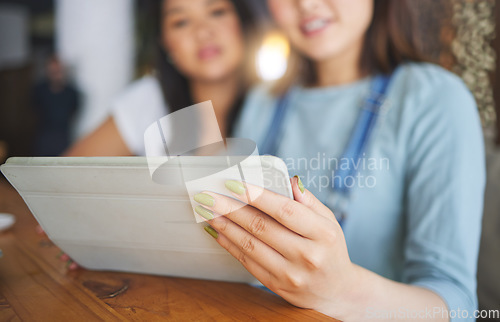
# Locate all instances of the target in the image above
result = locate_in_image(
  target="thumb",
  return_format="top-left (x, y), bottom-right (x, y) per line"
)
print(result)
top-left (290, 176), bottom-right (337, 222)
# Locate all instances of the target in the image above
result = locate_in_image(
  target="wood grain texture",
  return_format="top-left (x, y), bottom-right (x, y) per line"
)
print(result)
top-left (0, 181), bottom-right (338, 321)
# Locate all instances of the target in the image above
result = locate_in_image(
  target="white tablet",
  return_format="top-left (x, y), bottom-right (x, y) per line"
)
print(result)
top-left (0, 156), bottom-right (292, 283)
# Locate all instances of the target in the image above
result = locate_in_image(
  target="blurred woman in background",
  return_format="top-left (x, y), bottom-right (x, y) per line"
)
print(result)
top-left (193, 0), bottom-right (485, 320)
top-left (66, 0), bottom-right (259, 156)
top-left (56, 0), bottom-right (259, 270)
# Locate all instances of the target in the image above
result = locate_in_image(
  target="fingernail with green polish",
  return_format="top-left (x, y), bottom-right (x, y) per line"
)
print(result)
top-left (204, 225), bottom-right (219, 239)
top-left (195, 205), bottom-right (214, 220)
top-left (294, 175), bottom-right (305, 193)
top-left (194, 193), bottom-right (215, 207)
top-left (225, 180), bottom-right (246, 195)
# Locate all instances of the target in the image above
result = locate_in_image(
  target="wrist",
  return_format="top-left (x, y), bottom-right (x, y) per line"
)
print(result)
top-left (316, 262), bottom-right (367, 321)
top-left (320, 263), bottom-right (373, 321)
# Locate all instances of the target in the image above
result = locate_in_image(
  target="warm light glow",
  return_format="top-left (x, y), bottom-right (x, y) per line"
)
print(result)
top-left (256, 32), bottom-right (289, 81)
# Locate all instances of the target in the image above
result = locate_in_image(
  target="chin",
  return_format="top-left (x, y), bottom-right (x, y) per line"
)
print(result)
top-left (197, 69), bottom-right (235, 83)
top-left (197, 62), bottom-right (240, 82)
top-left (302, 44), bottom-right (348, 62)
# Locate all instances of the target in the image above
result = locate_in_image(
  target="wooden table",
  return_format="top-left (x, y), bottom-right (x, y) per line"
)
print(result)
top-left (0, 181), bottom-right (336, 321)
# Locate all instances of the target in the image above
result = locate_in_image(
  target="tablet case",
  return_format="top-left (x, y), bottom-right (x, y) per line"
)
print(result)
top-left (0, 156), bottom-right (292, 283)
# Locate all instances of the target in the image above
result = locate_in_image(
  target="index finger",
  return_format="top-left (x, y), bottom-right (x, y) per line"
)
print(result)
top-left (224, 180), bottom-right (333, 240)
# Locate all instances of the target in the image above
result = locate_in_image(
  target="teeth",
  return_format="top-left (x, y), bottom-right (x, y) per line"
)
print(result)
top-left (303, 19), bottom-right (327, 32)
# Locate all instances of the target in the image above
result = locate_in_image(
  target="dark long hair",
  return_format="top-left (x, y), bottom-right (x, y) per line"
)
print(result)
top-left (155, 0), bottom-right (259, 136)
top-left (361, 0), bottom-right (427, 74)
top-left (272, 0), bottom-right (428, 95)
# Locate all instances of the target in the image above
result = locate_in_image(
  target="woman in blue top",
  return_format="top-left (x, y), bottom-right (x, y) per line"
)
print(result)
top-left (193, 0), bottom-right (485, 320)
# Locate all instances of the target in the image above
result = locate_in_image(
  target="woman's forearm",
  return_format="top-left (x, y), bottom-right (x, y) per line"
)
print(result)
top-left (63, 117), bottom-right (132, 156)
top-left (331, 264), bottom-right (448, 322)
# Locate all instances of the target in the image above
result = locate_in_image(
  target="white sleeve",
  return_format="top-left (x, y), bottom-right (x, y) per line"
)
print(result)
top-left (110, 76), bottom-right (168, 156)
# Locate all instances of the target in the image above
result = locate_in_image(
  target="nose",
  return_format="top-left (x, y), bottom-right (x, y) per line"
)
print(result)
top-left (194, 20), bottom-right (215, 42)
top-left (297, 0), bottom-right (322, 12)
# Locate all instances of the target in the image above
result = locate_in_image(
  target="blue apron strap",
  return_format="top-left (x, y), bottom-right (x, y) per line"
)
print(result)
top-left (260, 92), bottom-right (290, 156)
top-left (333, 73), bottom-right (392, 194)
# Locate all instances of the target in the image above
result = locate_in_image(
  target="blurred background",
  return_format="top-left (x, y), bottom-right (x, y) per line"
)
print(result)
top-left (0, 0), bottom-right (499, 317)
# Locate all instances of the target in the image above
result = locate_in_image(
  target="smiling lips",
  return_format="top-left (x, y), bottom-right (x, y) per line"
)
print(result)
top-left (300, 17), bottom-right (333, 36)
top-left (198, 46), bottom-right (222, 60)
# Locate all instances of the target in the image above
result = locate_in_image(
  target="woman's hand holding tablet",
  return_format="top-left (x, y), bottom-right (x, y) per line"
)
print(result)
top-left (193, 177), bottom-right (358, 318)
